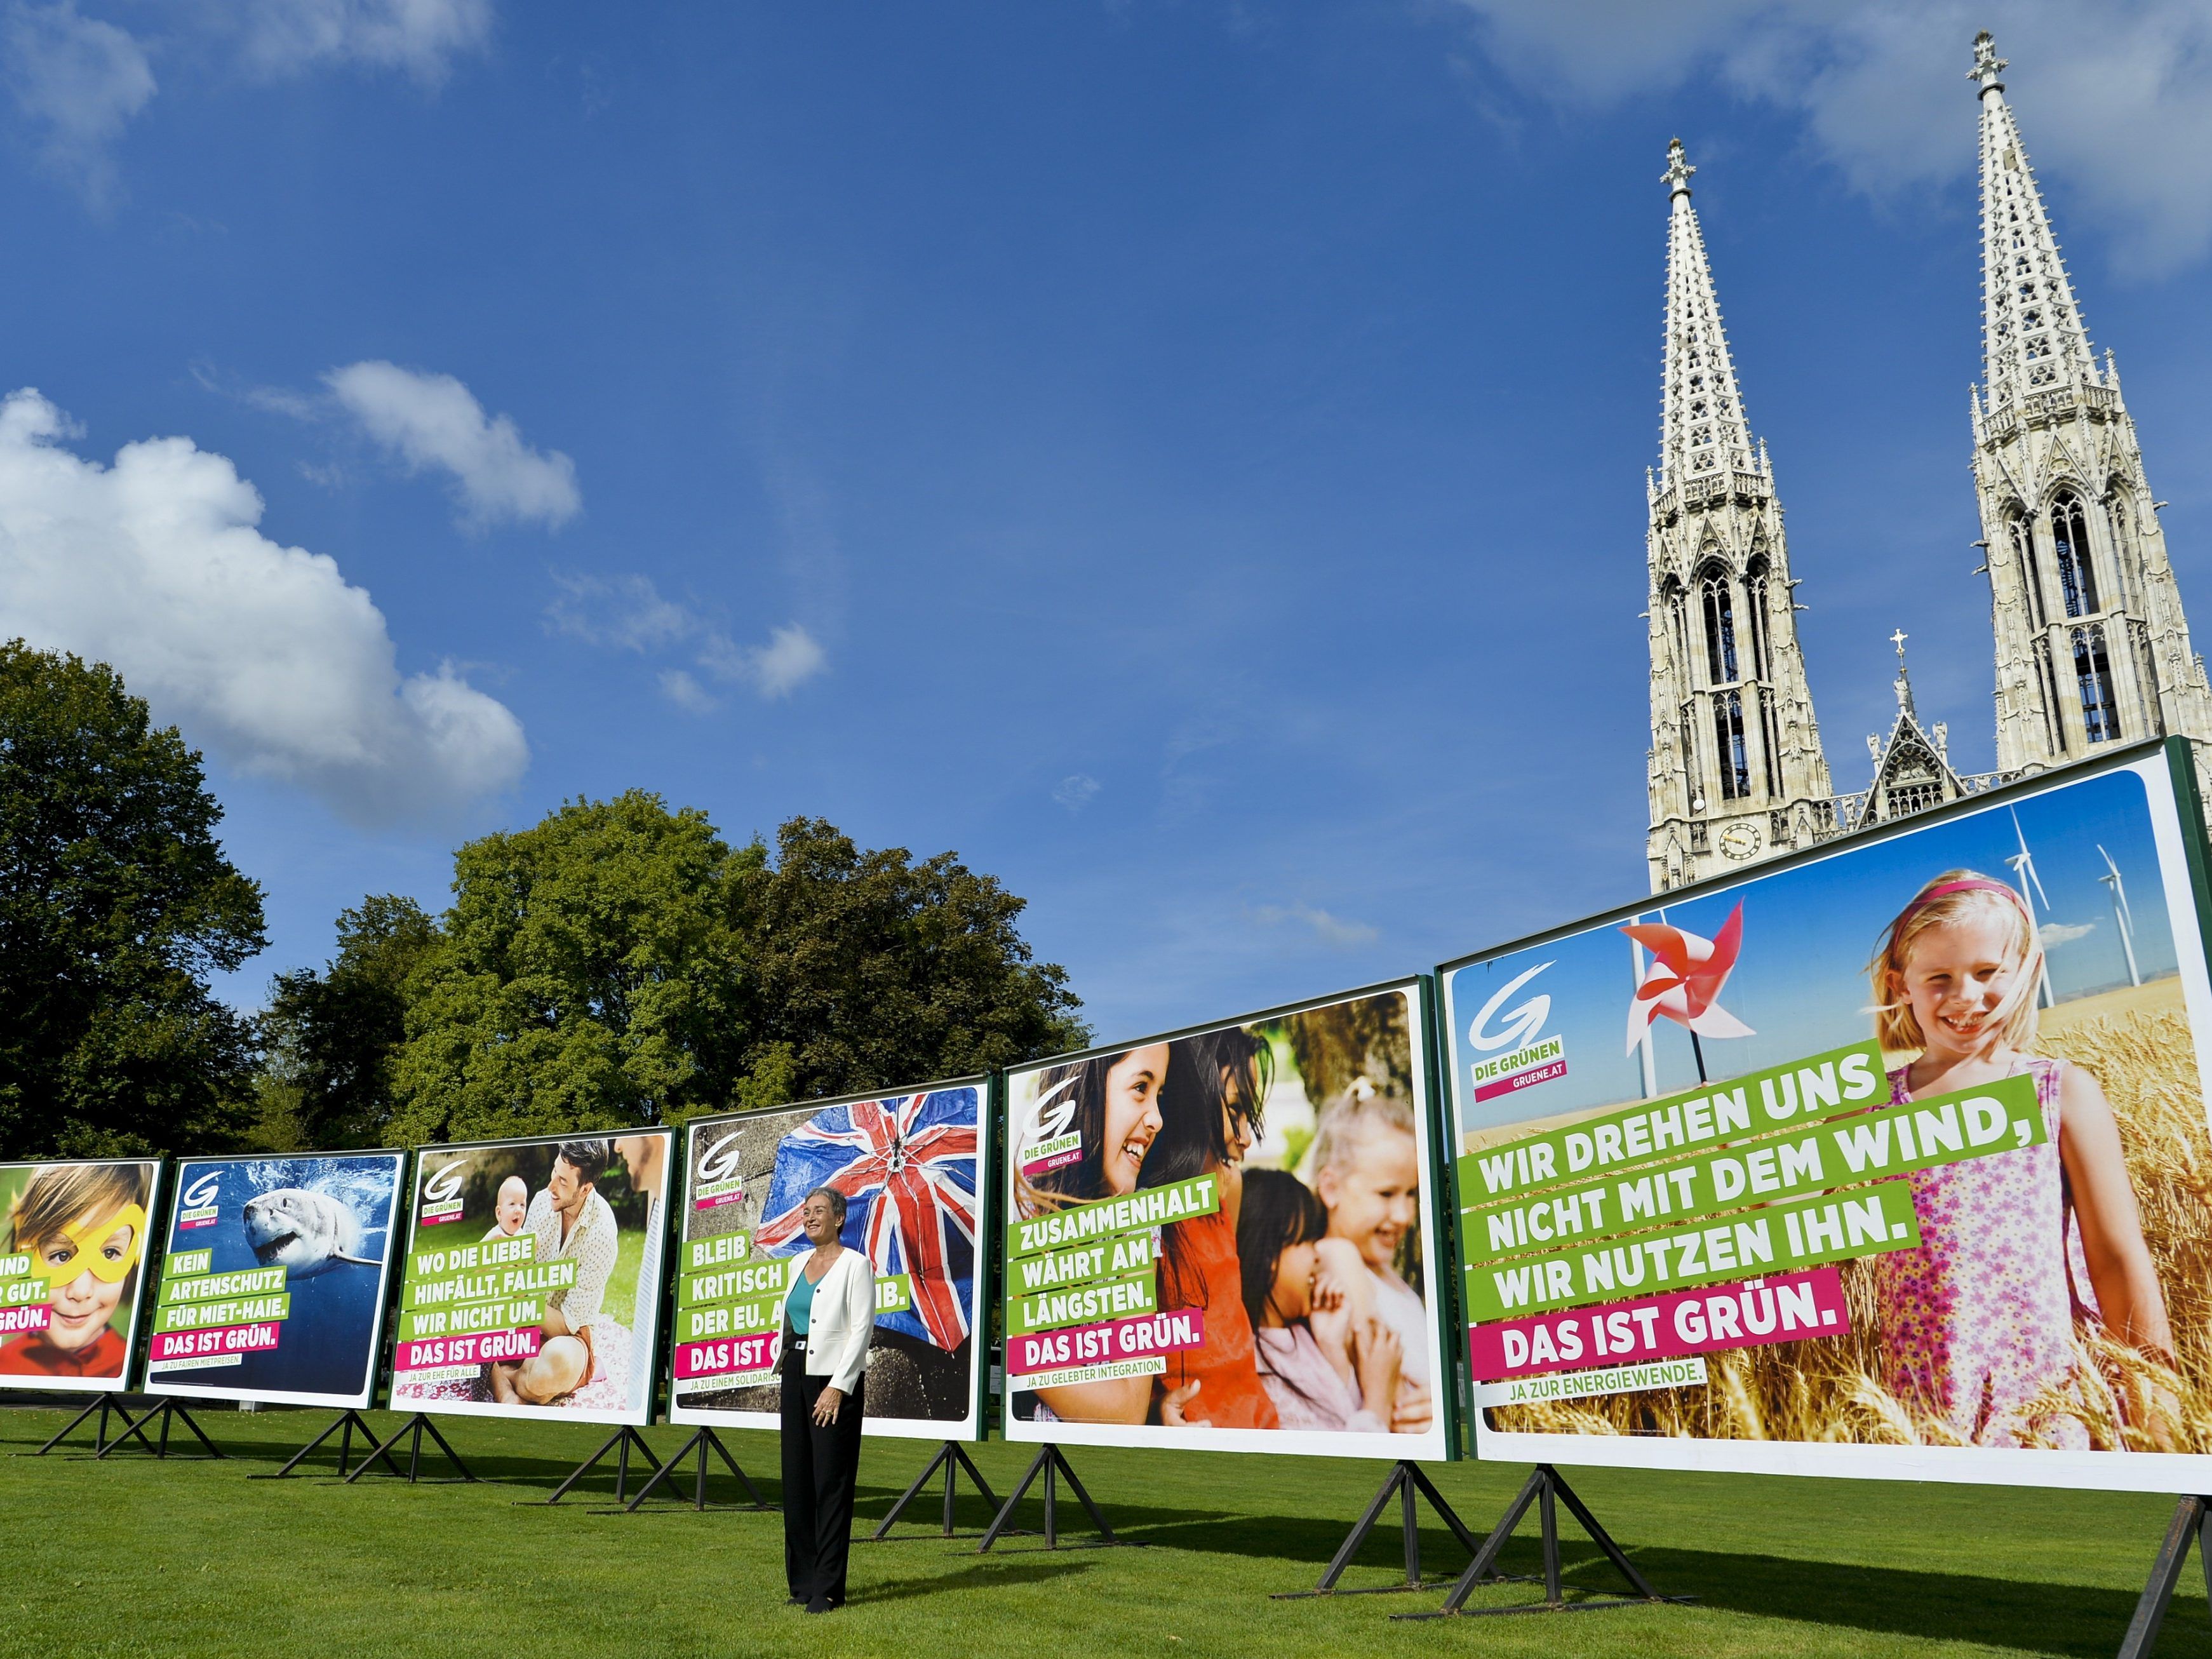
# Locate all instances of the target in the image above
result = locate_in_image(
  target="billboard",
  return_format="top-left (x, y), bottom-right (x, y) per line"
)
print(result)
top-left (1001, 981), bottom-right (1453, 1460)
top-left (0, 1158), bottom-right (164, 1392)
top-left (1442, 741), bottom-right (2212, 1492)
top-left (387, 1132), bottom-right (672, 1426)
top-left (143, 1152), bottom-right (405, 1408)
top-left (669, 1078), bottom-right (989, 1441)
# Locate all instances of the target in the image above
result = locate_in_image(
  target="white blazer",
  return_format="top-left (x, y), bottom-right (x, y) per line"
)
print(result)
top-left (779, 1245), bottom-right (875, 1395)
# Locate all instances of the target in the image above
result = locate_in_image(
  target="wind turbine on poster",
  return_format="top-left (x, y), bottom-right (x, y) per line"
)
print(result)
top-left (2097, 843), bottom-right (2142, 988)
top-left (2006, 809), bottom-right (2056, 1010)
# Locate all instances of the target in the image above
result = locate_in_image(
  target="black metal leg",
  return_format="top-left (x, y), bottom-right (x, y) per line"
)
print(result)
top-left (93, 1402), bottom-right (163, 1459)
top-left (1048, 1446), bottom-right (1116, 1542)
top-left (342, 1413), bottom-right (471, 1484)
top-left (2119, 1496), bottom-right (2212, 1659)
top-left (255, 1409), bottom-right (398, 1480)
top-left (952, 1444), bottom-right (1001, 1510)
top-left (543, 1425), bottom-right (662, 1505)
top-left (28, 1397), bottom-right (105, 1456)
top-left (1394, 1464), bottom-right (1690, 1622)
top-left (977, 1446), bottom-right (1053, 1552)
top-left (872, 1441), bottom-right (955, 1539)
top-left (1273, 1461), bottom-right (1487, 1600)
top-left (870, 1439), bottom-right (1009, 1540)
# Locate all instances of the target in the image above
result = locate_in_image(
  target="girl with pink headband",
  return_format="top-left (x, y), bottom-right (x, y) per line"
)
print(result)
top-left (1868, 867), bottom-right (2173, 1447)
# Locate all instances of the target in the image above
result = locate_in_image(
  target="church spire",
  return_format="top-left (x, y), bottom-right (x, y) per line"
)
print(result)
top-left (1967, 30), bottom-right (2212, 780)
top-left (1973, 30), bottom-right (2098, 413)
top-left (1658, 138), bottom-right (1761, 496)
top-left (1645, 141), bottom-right (1830, 893)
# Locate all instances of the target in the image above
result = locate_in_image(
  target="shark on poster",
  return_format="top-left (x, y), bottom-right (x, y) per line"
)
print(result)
top-left (1441, 742), bottom-right (2212, 1493)
top-left (669, 1080), bottom-right (988, 1441)
top-left (143, 1153), bottom-right (405, 1409)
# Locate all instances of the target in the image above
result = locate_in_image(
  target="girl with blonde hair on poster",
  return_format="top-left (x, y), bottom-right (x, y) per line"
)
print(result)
top-left (1869, 869), bottom-right (2172, 1447)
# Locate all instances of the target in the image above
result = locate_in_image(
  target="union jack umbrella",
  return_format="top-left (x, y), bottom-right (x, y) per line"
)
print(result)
top-left (754, 1089), bottom-right (979, 1350)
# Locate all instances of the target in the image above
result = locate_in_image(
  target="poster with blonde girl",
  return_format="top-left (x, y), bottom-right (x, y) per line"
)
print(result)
top-left (0, 1159), bottom-right (163, 1392)
top-left (1001, 980), bottom-right (1454, 1462)
top-left (1443, 743), bottom-right (2212, 1493)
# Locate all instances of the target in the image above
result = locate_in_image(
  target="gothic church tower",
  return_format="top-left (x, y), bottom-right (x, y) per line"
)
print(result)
top-left (1969, 32), bottom-right (2212, 777)
top-left (1646, 141), bottom-right (1833, 893)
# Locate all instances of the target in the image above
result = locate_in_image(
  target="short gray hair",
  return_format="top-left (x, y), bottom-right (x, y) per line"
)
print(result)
top-left (805, 1185), bottom-right (848, 1223)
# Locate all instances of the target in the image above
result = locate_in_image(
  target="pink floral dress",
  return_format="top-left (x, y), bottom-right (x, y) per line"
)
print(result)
top-left (1873, 1059), bottom-right (2099, 1447)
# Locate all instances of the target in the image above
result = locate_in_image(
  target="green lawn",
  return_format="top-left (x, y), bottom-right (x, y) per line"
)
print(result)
top-left (4, 1404), bottom-right (2209, 1658)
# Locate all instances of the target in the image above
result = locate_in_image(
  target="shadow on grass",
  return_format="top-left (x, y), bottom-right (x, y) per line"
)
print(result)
top-left (848, 1557), bottom-right (1096, 1607)
top-left (1124, 1505), bottom-right (2212, 1659)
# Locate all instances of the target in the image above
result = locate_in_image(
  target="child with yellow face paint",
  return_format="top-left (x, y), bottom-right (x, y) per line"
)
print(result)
top-left (0, 1164), bottom-right (149, 1379)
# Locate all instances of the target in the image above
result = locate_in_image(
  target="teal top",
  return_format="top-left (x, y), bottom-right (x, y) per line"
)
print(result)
top-left (786, 1264), bottom-right (816, 1336)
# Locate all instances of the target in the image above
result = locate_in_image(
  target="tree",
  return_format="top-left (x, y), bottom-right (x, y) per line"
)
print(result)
top-left (257, 896), bottom-right (439, 1150)
top-left (387, 798), bottom-right (1088, 1141)
top-left (0, 642), bottom-right (265, 1158)
top-left (731, 817), bottom-right (1089, 1101)
top-left (389, 792), bottom-right (755, 1143)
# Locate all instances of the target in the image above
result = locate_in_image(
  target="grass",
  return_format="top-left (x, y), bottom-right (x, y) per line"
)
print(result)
top-left (7, 1402), bottom-right (2212, 1658)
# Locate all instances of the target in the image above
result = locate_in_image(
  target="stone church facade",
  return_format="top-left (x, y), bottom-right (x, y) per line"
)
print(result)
top-left (1647, 33), bottom-right (2212, 893)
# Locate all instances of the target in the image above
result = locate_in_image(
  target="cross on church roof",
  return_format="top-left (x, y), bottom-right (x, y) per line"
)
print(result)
top-left (1891, 628), bottom-right (1908, 662)
top-left (1661, 138), bottom-right (1694, 198)
top-left (1969, 30), bottom-right (2007, 88)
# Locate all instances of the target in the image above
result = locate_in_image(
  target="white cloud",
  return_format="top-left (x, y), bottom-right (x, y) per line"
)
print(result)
top-left (1254, 902), bottom-right (1381, 949)
top-left (1, 1), bottom-right (155, 205)
top-left (2041, 920), bottom-right (2096, 947)
top-left (551, 571), bottom-right (828, 703)
top-left (225, 0), bottom-right (493, 84)
top-left (546, 572), bottom-right (692, 652)
top-left (0, 387), bottom-right (526, 823)
top-left (1447, 1), bottom-right (2212, 275)
top-left (1054, 773), bottom-right (1101, 811)
top-left (657, 668), bottom-right (715, 715)
top-left (736, 622), bottom-right (827, 698)
top-left (325, 361), bottom-right (579, 531)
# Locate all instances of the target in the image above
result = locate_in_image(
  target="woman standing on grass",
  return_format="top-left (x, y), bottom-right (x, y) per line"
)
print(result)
top-left (779, 1185), bottom-right (875, 1614)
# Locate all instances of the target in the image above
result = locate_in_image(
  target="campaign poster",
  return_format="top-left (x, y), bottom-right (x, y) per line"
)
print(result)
top-left (142, 1152), bottom-right (404, 1408)
top-left (387, 1131), bottom-right (672, 1427)
top-left (0, 1158), bottom-right (163, 1393)
top-left (669, 1078), bottom-right (988, 1441)
top-left (1443, 741), bottom-right (2212, 1492)
top-left (1002, 981), bottom-right (1453, 1460)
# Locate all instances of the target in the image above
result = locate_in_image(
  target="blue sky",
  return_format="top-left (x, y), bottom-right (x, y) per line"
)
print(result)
top-left (4, 3), bottom-right (2212, 1045)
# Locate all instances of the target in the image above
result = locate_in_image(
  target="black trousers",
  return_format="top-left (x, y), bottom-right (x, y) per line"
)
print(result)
top-left (782, 1357), bottom-right (865, 1606)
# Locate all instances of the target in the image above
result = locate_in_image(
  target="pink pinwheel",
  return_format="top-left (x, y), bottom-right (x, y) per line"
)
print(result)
top-left (1621, 903), bottom-right (1755, 1054)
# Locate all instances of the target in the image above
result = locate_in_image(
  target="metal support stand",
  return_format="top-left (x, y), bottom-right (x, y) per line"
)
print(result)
top-left (26, 1395), bottom-right (156, 1456)
top-left (1393, 1463), bottom-right (1690, 1620)
top-left (94, 1399), bottom-right (222, 1460)
top-left (868, 1439), bottom-right (1005, 1540)
top-left (976, 1444), bottom-right (1142, 1553)
top-left (539, 1425), bottom-right (662, 1505)
top-left (1272, 1459), bottom-right (1491, 1599)
top-left (251, 1409), bottom-right (401, 1481)
top-left (607, 1427), bottom-right (770, 1512)
top-left (343, 1412), bottom-right (475, 1484)
top-left (2117, 1495), bottom-right (2212, 1658)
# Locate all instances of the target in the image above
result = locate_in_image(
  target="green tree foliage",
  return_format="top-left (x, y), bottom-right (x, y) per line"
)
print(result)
top-left (256, 896), bottom-right (439, 1150)
top-left (0, 642), bottom-right (265, 1158)
top-left (733, 816), bottom-right (1089, 1100)
top-left (384, 797), bottom-right (1087, 1143)
top-left (389, 792), bottom-right (755, 1143)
